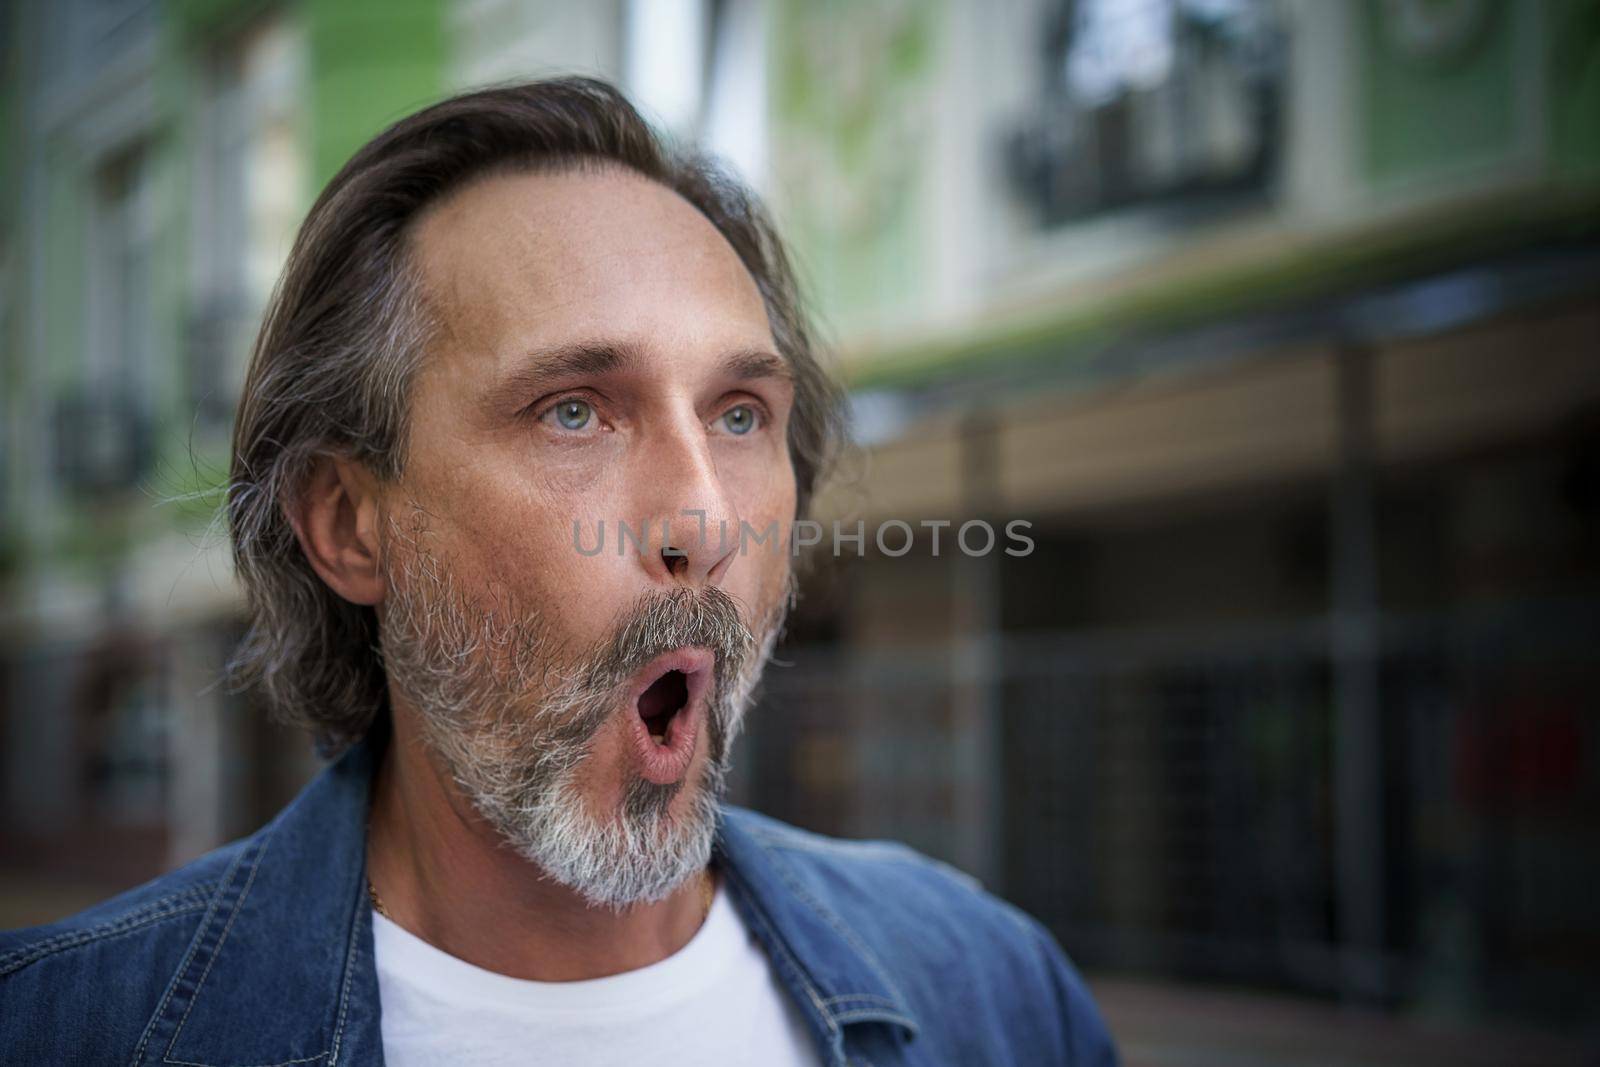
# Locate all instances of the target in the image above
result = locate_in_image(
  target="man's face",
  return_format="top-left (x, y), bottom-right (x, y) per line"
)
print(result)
top-left (377, 166), bottom-right (799, 908)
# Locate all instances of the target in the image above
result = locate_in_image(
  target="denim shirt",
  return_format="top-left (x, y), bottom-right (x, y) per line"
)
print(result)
top-left (1, 735), bottom-right (1118, 1066)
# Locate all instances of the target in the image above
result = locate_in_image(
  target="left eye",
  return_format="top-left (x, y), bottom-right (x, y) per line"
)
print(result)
top-left (719, 404), bottom-right (758, 435)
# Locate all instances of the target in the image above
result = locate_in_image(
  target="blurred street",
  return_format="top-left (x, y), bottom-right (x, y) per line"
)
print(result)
top-left (4, 0), bottom-right (1599, 1057)
top-left (1093, 977), bottom-right (1594, 1067)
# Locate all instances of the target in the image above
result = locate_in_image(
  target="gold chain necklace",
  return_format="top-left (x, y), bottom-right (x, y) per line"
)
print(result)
top-left (367, 868), bottom-right (715, 923)
top-left (366, 876), bottom-right (391, 919)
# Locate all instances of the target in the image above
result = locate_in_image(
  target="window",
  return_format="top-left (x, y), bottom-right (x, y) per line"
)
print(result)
top-left (56, 143), bottom-right (157, 493)
top-left (188, 14), bottom-right (306, 433)
top-left (1006, 0), bottom-right (1286, 226)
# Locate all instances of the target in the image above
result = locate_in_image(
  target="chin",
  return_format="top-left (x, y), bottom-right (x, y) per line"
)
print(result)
top-left (497, 728), bottom-right (727, 912)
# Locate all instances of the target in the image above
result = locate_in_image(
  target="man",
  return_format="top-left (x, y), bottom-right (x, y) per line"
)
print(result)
top-left (1, 78), bottom-right (1117, 1066)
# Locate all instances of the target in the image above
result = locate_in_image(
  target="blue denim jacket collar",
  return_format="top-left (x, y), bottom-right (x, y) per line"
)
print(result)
top-left (713, 811), bottom-right (922, 1044)
top-left (139, 731), bottom-right (381, 1067)
top-left (159, 731), bottom-right (919, 1066)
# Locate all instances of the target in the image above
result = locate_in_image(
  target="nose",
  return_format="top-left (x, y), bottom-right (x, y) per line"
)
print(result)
top-left (633, 413), bottom-right (739, 587)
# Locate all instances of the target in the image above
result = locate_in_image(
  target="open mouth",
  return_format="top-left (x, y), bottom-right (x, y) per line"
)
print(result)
top-left (624, 648), bottom-right (713, 785)
top-left (637, 669), bottom-right (689, 745)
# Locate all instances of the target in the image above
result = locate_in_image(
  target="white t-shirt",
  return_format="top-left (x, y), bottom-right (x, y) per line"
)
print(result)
top-left (372, 880), bottom-right (824, 1066)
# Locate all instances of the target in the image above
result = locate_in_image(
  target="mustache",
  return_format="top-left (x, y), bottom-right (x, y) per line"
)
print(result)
top-left (543, 585), bottom-right (757, 778)
top-left (582, 585), bottom-right (758, 702)
top-left (480, 583), bottom-right (759, 761)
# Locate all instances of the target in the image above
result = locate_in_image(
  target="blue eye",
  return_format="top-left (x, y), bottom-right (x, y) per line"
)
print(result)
top-left (549, 400), bottom-right (592, 431)
top-left (721, 404), bottom-right (757, 435)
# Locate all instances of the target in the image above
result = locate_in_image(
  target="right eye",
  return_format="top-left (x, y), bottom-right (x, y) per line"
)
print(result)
top-left (543, 399), bottom-right (594, 432)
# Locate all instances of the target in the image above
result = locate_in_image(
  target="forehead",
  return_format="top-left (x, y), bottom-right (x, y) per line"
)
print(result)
top-left (407, 165), bottom-right (773, 372)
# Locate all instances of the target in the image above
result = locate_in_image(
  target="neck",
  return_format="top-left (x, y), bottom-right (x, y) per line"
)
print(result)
top-left (365, 715), bottom-right (714, 982)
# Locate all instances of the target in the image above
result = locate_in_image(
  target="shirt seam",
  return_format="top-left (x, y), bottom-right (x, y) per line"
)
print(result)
top-left (0, 892), bottom-right (216, 977)
top-left (325, 863), bottom-right (363, 1067)
top-left (162, 830), bottom-right (274, 1064)
top-left (130, 844), bottom-right (255, 1067)
top-left (717, 863), bottom-right (840, 1038)
top-left (757, 845), bottom-right (919, 1030)
top-left (163, 1056), bottom-right (326, 1067)
top-left (820, 993), bottom-right (904, 1009)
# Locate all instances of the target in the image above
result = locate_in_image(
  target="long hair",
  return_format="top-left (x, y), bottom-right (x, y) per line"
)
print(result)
top-left (226, 77), bottom-right (845, 754)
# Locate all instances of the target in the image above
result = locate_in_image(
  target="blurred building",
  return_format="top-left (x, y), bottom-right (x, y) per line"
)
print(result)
top-left (743, 0), bottom-right (1600, 1030)
top-left (2, 0), bottom-right (1597, 1038)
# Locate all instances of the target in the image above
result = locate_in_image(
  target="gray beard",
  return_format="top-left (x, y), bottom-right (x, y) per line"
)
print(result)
top-left (378, 514), bottom-right (793, 911)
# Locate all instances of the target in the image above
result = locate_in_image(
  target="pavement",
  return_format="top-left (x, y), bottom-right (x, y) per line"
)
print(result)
top-left (1090, 976), bottom-right (1596, 1067)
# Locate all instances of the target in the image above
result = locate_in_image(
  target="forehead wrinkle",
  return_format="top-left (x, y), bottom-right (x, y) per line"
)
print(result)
top-left (440, 168), bottom-right (758, 306)
top-left (406, 169), bottom-right (779, 405)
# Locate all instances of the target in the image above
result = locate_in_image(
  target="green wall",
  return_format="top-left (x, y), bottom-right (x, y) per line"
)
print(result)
top-left (771, 0), bottom-right (938, 338)
top-left (305, 0), bottom-right (448, 188)
top-left (1360, 0), bottom-right (1518, 183)
top-left (1549, 0), bottom-right (1600, 178)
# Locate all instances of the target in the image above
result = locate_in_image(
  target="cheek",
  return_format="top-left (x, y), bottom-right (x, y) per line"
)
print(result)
top-left (721, 458), bottom-right (797, 605)
top-left (716, 434), bottom-right (797, 514)
top-left (525, 435), bottom-right (627, 496)
top-left (408, 460), bottom-right (637, 636)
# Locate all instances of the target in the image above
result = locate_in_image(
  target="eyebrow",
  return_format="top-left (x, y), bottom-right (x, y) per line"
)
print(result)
top-left (718, 347), bottom-right (794, 385)
top-left (481, 339), bottom-right (793, 413)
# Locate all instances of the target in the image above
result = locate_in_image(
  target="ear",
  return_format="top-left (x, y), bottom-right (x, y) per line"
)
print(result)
top-left (288, 456), bottom-right (387, 606)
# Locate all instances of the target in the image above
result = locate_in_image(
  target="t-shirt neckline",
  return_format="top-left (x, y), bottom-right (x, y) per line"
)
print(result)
top-left (371, 880), bottom-right (741, 1017)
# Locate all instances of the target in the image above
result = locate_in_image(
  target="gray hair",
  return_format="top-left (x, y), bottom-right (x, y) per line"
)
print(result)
top-left (226, 78), bottom-right (845, 754)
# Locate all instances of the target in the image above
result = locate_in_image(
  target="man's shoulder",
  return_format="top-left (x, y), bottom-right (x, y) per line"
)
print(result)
top-left (720, 807), bottom-right (1118, 1064)
top-left (722, 805), bottom-right (992, 908)
top-left (0, 833), bottom-right (256, 1060)
top-left (1, 836), bottom-right (248, 972)
top-left (722, 806), bottom-right (1050, 965)
top-left (4, 745), bottom-right (380, 1066)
